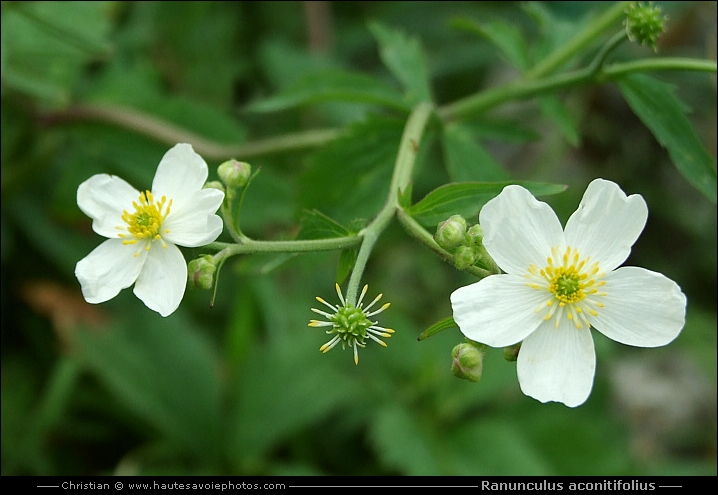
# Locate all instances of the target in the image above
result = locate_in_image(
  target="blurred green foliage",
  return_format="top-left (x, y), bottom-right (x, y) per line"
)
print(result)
top-left (1, 1), bottom-right (716, 476)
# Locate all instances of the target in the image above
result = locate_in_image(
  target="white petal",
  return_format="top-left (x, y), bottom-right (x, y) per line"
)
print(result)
top-left (77, 174), bottom-right (140, 238)
top-left (451, 274), bottom-right (547, 347)
top-left (564, 179), bottom-right (647, 272)
top-left (480, 185), bottom-right (565, 275)
top-left (75, 238), bottom-right (147, 304)
top-left (133, 242), bottom-right (187, 317)
top-left (517, 320), bottom-right (596, 407)
top-left (152, 144), bottom-right (209, 202)
top-left (592, 266), bottom-right (686, 347)
top-left (162, 189), bottom-right (224, 247)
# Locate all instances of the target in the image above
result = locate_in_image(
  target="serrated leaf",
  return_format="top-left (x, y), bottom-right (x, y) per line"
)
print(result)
top-left (247, 69), bottom-right (409, 113)
top-left (72, 316), bottom-right (222, 463)
top-left (616, 73), bottom-right (717, 203)
top-left (300, 116), bottom-right (405, 224)
top-left (228, 327), bottom-right (356, 459)
top-left (538, 95), bottom-right (580, 147)
top-left (297, 210), bottom-right (358, 285)
top-left (368, 21), bottom-right (433, 105)
top-left (2, 2), bottom-right (112, 104)
top-left (407, 181), bottom-right (567, 226)
top-left (298, 209), bottom-right (351, 240)
top-left (442, 124), bottom-right (510, 182)
top-left (450, 18), bottom-right (530, 71)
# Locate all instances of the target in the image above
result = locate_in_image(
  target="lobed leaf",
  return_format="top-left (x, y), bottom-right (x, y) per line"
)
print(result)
top-left (368, 21), bottom-right (433, 105)
top-left (617, 73), bottom-right (717, 203)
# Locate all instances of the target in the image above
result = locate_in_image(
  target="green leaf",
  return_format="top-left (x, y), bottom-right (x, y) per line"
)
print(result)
top-left (300, 115), bottom-right (405, 225)
top-left (298, 210), bottom-right (358, 285)
top-left (72, 316), bottom-right (222, 464)
top-left (228, 321), bottom-right (357, 460)
top-left (369, 404), bottom-right (441, 475)
top-left (398, 183), bottom-right (413, 209)
top-left (1, 2), bottom-right (112, 104)
top-left (537, 95), bottom-right (580, 147)
top-left (368, 21), bottom-right (433, 105)
top-left (417, 316), bottom-right (457, 341)
top-left (461, 117), bottom-right (541, 143)
top-left (616, 73), bottom-right (717, 203)
top-left (442, 124), bottom-right (510, 182)
top-left (298, 209), bottom-right (351, 240)
top-left (247, 69), bottom-right (410, 113)
top-left (407, 181), bottom-right (567, 226)
top-left (450, 18), bottom-right (530, 71)
top-left (337, 246), bottom-right (359, 286)
top-left (441, 419), bottom-right (551, 475)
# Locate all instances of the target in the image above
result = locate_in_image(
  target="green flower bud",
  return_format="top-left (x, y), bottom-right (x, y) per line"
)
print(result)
top-left (465, 223), bottom-right (483, 247)
top-left (453, 245), bottom-right (476, 270)
top-left (218, 159), bottom-right (252, 188)
top-left (204, 180), bottom-right (225, 191)
top-left (503, 343), bottom-right (521, 362)
top-left (451, 341), bottom-right (487, 382)
top-left (625, 2), bottom-right (666, 51)
top-left (435, 214), bottom-right (467, 251)
top-left (188, 255), bottom-right (217, 290)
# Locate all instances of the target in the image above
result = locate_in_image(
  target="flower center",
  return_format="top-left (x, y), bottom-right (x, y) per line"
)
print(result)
top-left (527, 246), bottom-right (606, 329)
top-left (331, 305), bottom-right (371, 341)
top-left (118, 191), bottom-right (172, 254)
top-left (550, 268), bottom-right (585, 304)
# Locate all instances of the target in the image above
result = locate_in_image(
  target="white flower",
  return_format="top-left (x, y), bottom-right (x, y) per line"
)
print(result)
top-left (75, 143), bottom-right (225, 317)
top-left (450, 179), bottom-right (686, 407)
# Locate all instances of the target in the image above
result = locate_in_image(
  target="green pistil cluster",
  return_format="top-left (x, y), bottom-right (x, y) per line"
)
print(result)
top-left (331, 305), bottom-right (372, 341)
top-left (553, 272), bottom-right (583, 302)
top-left (625, 2), bottom-right (666, 51)
top-left (309, 284), bottom-right (394, 365)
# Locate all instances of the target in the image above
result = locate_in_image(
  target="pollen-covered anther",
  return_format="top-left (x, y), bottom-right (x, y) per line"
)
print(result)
top-left (118, 191), bottom-right (173, 248)
top-left (528, 245), bottom-right (606, 329)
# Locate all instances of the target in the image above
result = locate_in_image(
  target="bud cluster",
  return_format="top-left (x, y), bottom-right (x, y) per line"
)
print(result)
top-left (434, 215), bottom-right (495, 271)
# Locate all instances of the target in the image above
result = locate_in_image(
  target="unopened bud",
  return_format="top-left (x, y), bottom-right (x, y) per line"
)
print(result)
top-left (465, 224), bottom-right (483, 247)
top-left (503, 343), bottom-right (521, 362)
top-left (188, 255), bottom-right (217, 290)
top-left (451, 341), bottom-right (487, 382)
top-left (453, 245), bottom-right (476, 270)
top-left (218, 159), bottom-right (251, 189)
top-left (204, 180), bottom-right (225, 191)
top-left (435, 215), bottom-right (467, 251)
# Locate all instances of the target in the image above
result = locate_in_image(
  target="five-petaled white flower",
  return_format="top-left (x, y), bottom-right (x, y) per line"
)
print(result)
top-left (75, 143), bottom-right (224, 317)
top-left (450, 179), bottom-right (686, 407)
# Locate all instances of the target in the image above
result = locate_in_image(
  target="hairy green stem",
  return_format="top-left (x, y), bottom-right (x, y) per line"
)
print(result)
top-left (439, 56), bottom-right (716, 122)
top-left (602, 58), bottom-right (718, 78)
top-left (38, 104), bottom-right (342, 160)
top-left (345, 102), bottom-right (434, 305)
top-left (396, 209), bottom-right (492, 279)
top-left (209, 236), bottom-right (363, 260)
top-left (524, 1), bottom-right (630, 79)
